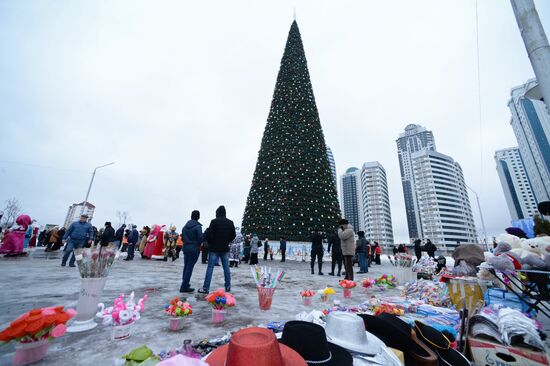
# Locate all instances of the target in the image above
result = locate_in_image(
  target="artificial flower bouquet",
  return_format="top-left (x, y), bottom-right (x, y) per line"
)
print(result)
top-left (165, 297), bottom-right (193, 317)
top-left (375, 274), bottom-right (397, 290)
top-left (319, 287), bottom-right (335, 302)
top-left (165, 297), bottom-right (193, 331)
top-left (73, 243), bottom-right (117, 278)
top-left (361, 277), bottom-right (376, 291)
top-left (0, 306), bottom-right (76, 365)
top-left (205, 289), bottom-right (236, 310)
top-left (338, 280), bottom-right (357, 289)
top-left (300, 290), bottom-right (315, 306)
top-left (206, 289), bottom-right (236, 323)
top-left (339, 279), bottom-right (357, 298)
top-left (0, 306), bottom-right (76, 343)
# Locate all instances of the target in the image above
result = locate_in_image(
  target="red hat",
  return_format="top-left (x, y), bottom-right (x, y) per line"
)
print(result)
top-left (205, 327), bottom-right (306, 366)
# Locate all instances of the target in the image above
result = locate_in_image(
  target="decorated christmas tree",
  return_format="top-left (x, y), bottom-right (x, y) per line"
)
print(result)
top-left (242, 20), bottom-right (341, 241)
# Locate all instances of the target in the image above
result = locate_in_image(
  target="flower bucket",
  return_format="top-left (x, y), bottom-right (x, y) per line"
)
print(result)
top-left (68, 277), bottom-right (107, 333)
top-left (212, 309), bottom-right (226, 324)
top-left (12, 339), bottom-right (50, 366)
top-left (168, 317), bottom-right (186, 331)
top-left (111, 322), bottom-right (133, 341)
top-left (320, 295), bottom-right (329, 302)
top-left (257, 287), bottom-right (276, 311)
top-left (302, 297), bottom-right (312, 306)
top-left (343, 289), bottom-right (352, 298)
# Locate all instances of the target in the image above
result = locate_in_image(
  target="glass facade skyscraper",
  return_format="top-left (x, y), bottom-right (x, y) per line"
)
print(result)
top-left (396, 124), bottom-right (436, 240)
top-left (327, 146), bottom-right (337, 190)
top-left (411, 150), bottom-right (477, 245)
top-left (508, 79), bottom-right (550, 204)
top-left (340, 167), bottom-right (361, 232)
top-left (340, 163), bottom-right (394, 246)
top-left (495, 147), bottom-right (538, 220)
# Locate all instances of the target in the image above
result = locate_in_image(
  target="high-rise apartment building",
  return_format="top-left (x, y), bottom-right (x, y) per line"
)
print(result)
top-left (327, 146), bottom-right (337, 189)
top-left (508, 79), bottom-right (550, 204)
top-left (360, 162), bottom-right (394, 246)
top-left (411, 150), bottom-right (477, 245)
top-left (396, 124), bottom-right (436, 239)
top-left (340, 163), bottom-right (394, 245)
top-left (495, 147), bottom-right (538, 220)
top-left (340, 167), bottom-right (362, 232)
top-left (63, 201), bottom-right (95, 228)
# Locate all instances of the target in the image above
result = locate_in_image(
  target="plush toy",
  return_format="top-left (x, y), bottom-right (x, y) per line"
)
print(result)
top-left (482, 242), bottom-right (522, 273)
top-left (544, 245), bottom-right (550, 270)
top-left (512, 237), bottom-right (547, 258)
top-left (495, 233), bottom-right (523, 250)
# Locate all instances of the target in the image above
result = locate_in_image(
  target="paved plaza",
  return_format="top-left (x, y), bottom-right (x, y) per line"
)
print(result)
top-left (0, 251), bottom-right (400, 365)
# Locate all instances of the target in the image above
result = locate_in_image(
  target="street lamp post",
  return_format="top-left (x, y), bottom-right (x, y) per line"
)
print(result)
top-left (81, 162), bottom-right (115, 215)
top-left (466, 184), bottom-right (488, 249)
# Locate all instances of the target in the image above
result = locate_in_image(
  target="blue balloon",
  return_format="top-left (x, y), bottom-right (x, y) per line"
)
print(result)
top-left (221, 298), bottom-right (226, 304)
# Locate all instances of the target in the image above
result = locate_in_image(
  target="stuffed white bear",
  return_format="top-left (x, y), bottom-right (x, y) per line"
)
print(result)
top-left (495, 233), bottom-right (523, 250)
top-left (511, 237), bottom-right (547, 258)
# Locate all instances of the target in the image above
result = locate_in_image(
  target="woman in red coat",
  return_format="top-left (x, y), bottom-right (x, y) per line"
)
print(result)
top-left (143, 225), bottom-right (166, 260)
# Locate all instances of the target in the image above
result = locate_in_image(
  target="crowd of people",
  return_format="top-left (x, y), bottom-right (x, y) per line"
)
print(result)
top-left (1, 207), bottom-right (448, 296)
top-left (390, 239), bottom-right (438, 260)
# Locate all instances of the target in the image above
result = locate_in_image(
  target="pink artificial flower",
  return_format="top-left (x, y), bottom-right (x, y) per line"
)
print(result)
top-left (225, 293), bottom-right (236, 307)
top-left (42, 308), bottom-right (56, 316)
top-left (50, 324), bottom-right (67, 338)
top-left (66, 309), bottom-right (77, 319)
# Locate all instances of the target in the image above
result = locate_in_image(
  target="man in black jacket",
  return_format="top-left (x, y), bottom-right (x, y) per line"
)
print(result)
top-left (125, 225), bottom-right (139, 261)
top-left (198, 206), bottom-right (236, 294)
top-left (310, 230), bottom-right (326, 275)
top-left (425, 239), bottom-right (437, 258)
top-left (414, 239), bottom-right (422, 261)
top-left (100, 222), bottom-right (116, 247)
top-left (327, 231), bottom-right (342, 276)
top-left (115, 224), bottom-right (126, 249)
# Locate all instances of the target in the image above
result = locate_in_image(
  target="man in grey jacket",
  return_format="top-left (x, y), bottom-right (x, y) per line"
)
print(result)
top-left (337, 219), bottom-right (355, 281)
top-left (61, 214), bottom-right (94, 267)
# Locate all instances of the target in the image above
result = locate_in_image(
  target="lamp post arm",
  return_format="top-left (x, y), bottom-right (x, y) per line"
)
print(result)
top-left (80, 162), bottom-right (115, 215)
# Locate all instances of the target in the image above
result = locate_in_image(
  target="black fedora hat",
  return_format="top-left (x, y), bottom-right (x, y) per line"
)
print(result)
top-left (414, 321), bottom-right (470, 366)
top-left (358, 314), bottom-right (437, 366)
top-left (280, 321), bottom-right (353, 366)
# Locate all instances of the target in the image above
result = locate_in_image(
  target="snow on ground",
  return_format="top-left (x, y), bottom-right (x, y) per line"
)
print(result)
top-left (0, 250), bottom-right (548, 365)
top-left (0, 251), bottom-right (400, 365)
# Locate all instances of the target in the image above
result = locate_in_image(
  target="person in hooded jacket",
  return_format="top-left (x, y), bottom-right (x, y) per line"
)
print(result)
top-left (424, 239), bottom-right (437, 258)
top-left (309, 230), bottom-right (325, 275)
top-left (327, 231), bottom-right (343, 276)
top-left (413, 239), bottom-right (422, 261)
top-left (249, 234), bottom-right (260, 265)
top-left (115, 224), bottom-right (126, 249)
top-left (100, 222), bottom-right (116, 246)
top-left (198, 206), bottom-right (236, 294)
top-left (356, 231), bottom-right (368, 274)
top-left (180, 210), bottom-right (203, 293)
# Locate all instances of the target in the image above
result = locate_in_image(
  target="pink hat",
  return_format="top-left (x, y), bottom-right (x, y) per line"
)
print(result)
top-left (157, 355), bottom-right (208, 366)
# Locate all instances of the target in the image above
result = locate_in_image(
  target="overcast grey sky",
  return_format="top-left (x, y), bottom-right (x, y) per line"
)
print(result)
top-left (0, 1), bottom-right (548, 242)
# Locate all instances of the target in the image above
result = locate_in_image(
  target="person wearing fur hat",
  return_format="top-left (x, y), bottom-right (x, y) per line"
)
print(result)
top-left (338, 219), bottom-right (355, 281)
top-left (164, 225), bottom-right (179, 262)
